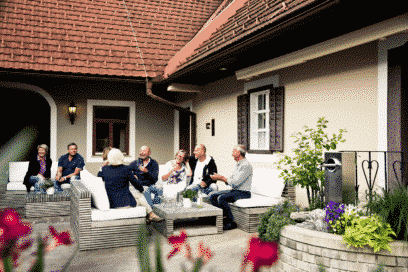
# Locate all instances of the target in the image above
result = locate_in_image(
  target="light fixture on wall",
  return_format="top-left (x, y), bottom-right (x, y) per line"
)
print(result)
top-left (68, 102), bottom-right (77, 125)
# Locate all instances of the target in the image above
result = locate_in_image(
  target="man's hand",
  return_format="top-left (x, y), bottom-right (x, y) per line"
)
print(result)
top-left (199, 181), bottom-right (206, 188)
top-left (139, 166), bottom-right (148, 173)
top-left (210, 174), bottom-right (220, 181)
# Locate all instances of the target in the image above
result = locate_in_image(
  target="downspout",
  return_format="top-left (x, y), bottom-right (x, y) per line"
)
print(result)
top-left (145, 81), bottom-right (196, 115)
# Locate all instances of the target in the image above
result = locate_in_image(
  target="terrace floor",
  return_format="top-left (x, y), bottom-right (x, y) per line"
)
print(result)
top-left (0, 190), bottom-right (277, 272)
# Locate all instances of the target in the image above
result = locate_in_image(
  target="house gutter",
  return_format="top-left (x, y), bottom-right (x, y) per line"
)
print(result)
top-left (145, 81), bottom-right (196, 115)
top-left (163, 0), bottom-right (249, 79)
top-left (162, 0), bottom-right (336, 82)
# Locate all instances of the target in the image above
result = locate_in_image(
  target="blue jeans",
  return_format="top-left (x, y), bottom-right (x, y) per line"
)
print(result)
top-left (54, 176), bottom-right (80, 192)
top-left (210, 190), bottom-right (251, 223)
top-left (29, 176), bottom-right (44, 193)
top-left (186, 183), bottom-right (217, 196)
top-left (143, 185), bottom-right (163, 206)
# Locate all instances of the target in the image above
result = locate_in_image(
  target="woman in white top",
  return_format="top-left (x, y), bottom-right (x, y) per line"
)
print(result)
top-left (161, 150), bottom-right (192, 197)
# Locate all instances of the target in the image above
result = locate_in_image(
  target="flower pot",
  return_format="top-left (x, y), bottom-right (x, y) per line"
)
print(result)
top-left (183, 198), bottom-right (191, 208)
top-left (46, 187), bottom-right (55, 195)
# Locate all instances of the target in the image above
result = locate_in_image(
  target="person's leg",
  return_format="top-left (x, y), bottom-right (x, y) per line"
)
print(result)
top-left (29, 176), bottom-right (40, 193)
top-left (150, 186), bottom-right (163, 205)
top-left (143, 187), bottom-right (154, 206)
top-left (186, 184), bottom-right (199, 192)
top-left (218, 190), bottom-right (251, 223)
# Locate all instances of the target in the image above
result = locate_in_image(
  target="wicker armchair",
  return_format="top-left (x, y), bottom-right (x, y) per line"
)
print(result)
top-left (70, 179), bottom-right (147, 251)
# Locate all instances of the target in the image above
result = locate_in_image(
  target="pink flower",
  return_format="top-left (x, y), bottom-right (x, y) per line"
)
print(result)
top-left (44, 226), bottom-right (73, 252)
top-left (197, 241), bottom-right (213, 264)
top-left (0, 208), bottom-right (32, 242)
top-left (167, 230), bottom-right (187, 259)
top-left (241, 235), bottom-right (279, 272)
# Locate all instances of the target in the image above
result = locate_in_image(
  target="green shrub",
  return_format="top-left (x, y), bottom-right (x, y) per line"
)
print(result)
top-left (364, 184), bottom-right (408, 241)
top-left (342, 214), bottom-right (396, 253)
top-left (258, 200), bottom-right (300, 242)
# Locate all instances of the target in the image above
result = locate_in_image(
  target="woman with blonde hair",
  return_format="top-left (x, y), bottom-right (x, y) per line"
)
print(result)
top-left (98, 148), bottom-right (162, 221)
top-left (23, 144), bottom-right (52, 193)
top-left (161, 150), bottom-right (192, 197)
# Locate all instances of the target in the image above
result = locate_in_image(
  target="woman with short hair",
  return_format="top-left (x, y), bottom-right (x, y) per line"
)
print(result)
top-left (161, 150), bottom-right (192, 196)
top-left (23, 144), bottom-right (52, 193)
top-left (98, 148), bottom-right (162, 221)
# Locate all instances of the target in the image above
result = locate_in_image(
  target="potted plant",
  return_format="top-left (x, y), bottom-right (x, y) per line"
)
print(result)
top-left (181, 189), bottom-right (197, 208)
top-left (41, 179), bottom-right (55, 195)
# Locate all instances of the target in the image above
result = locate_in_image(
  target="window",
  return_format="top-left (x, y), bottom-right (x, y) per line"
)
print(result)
top-left (93, 106), bottom-right (129, 155)
top-left (87, 100), bottom-right (136, 162)
top-left (237, 85), bottom-right (284, 154)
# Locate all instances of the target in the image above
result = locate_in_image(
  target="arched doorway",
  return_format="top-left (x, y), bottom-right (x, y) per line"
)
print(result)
top-left (0, 82), bottom-right (57, 163)
top-left (1, 88), bottom-right (49, 160)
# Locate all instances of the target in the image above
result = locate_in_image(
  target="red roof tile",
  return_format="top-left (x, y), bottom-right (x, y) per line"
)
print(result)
top-left (0, 0), bottom-right (222, 78)
top-left (171, 0), bottom-right (316, 72)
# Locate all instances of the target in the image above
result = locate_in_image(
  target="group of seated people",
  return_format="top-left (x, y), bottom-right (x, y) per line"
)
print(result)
top-left (24, 142), bottom-right (253, 230)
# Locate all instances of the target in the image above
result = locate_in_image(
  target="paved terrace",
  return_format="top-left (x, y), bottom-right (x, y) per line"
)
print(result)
top-left (0, 189), bottom-right (277, 272)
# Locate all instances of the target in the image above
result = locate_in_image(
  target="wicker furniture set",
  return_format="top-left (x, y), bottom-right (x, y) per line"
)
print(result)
top-left (151, 202), bottom-right (223, 237)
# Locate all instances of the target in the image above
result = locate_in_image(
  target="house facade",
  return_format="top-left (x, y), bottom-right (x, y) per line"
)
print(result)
top-left (155, 2), bottom-right (408, 207)
top-left (1, 0), bottom-right (408, 207)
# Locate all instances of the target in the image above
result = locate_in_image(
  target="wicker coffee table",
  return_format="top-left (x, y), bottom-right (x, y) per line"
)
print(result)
top-left (151, 202), bottom-right (223, 237)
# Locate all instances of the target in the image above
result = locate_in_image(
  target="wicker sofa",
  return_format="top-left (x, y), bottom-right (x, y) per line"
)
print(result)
top-left (203, 168), bottom-right (295, 233)
top-left (70, 171), bottom-right (147, 251)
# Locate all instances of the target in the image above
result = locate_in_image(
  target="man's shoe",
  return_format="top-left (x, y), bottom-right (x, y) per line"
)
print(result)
top-left (223, 221), bottom-right (237, 231)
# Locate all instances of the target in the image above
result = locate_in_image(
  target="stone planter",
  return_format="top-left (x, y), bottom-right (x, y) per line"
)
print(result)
top-left (274, 225), bottom-right (408, 272)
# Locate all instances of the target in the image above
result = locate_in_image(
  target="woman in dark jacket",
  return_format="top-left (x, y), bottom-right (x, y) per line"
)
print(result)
top-left (23, 144), bottom-right (52, 193)
top-left (98, 148), bottom-right (162, 221)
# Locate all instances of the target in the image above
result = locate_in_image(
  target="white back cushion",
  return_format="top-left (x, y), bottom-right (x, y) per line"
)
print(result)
top-left (80, 169), bottom-right (110, 211)
top-left (9, 162), bottom-right (29, 182)
top-left (251, 168), bottom-right (286, 198)
top-left (155, 165), bottom-right (167, 187)
top-left (50, 162), bottom-right (59, 179)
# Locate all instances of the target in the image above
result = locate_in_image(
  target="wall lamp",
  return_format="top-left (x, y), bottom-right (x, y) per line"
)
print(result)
top-left (68, 102), bottom-right (77, 125)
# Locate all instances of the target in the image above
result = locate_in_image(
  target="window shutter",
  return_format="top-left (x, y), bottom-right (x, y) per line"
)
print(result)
top-left (237, 94), bottom-right (249, 150)
top-left (270, 86), bottom-right (284, 151)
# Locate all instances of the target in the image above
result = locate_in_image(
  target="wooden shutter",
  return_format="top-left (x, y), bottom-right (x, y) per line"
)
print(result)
top-left (270, 86), bottom-right (284, 151)
top-left (237, 94), bottom-right (249, 150)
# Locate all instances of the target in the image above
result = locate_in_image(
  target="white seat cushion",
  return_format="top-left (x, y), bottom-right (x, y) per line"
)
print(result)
top-left (251, 168), bottom-right (286, 198)
top-left (91, 206), bottom-right (146, 221)
top-left (80, 170), bottom-right (110, 211)
top-left (232, 193), bottom-right (285, 207)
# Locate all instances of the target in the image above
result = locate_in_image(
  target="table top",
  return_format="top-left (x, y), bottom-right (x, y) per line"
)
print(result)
top-left (152, 202), bottom-right (222, 220)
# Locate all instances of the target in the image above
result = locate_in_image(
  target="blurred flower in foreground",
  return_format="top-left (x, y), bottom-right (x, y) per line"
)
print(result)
top-left (0, 208), bottom-right (75, 272)
top-left (241, 235), bottom-right (279, 272)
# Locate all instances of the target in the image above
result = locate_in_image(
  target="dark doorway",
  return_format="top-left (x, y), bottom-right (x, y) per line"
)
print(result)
top-left (388, 42), bottom-right (408, 188)
top-left (179, 108), bottom-right (196, 155)
top-left (0, 87), bottom-right (50, 161)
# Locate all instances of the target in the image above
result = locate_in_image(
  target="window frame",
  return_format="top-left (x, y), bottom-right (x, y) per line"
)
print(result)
top-left (87, 100), bottom-right (136, 163)
top-left (238, 84), bottom-right (284, 154)
top-left (93, 107), bottom-right (130, 155)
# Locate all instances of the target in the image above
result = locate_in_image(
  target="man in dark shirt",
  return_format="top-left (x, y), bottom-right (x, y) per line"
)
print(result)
top-left (128, 146), bottom-right (161, 206)
top-left (54, 142), bottom-right (85, 192)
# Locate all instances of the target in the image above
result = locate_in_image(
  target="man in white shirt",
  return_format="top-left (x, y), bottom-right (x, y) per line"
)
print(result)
top-left (186, 144), bottom-right (218, 196)
top-left (210, 145), bottom-right (252, 230)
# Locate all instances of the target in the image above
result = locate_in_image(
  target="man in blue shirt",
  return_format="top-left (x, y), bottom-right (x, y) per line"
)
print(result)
top-left (54, 143), bottom-right (85, 192)
top-left (128, 146), bottom-right (161, 206)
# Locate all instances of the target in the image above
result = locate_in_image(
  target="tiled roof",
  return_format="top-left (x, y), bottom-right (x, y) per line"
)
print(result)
top-left (0, 0), bottom-right (222, 78)
top-left (174, 0), bottom-right (316, 71)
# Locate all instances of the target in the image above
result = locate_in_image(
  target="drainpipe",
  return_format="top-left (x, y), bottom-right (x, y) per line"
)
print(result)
top-left (145, 81), bottom-right (195, 115)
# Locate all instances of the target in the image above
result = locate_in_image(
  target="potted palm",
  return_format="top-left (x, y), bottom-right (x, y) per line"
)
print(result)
top-left (41, 178), bottom-right (55, 195)
top-left (181, 189), bottom-right (197, 208)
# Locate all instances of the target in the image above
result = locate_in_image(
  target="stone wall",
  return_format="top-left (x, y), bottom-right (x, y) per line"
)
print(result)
top-left (275, 225), bottom-right (408, 272)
